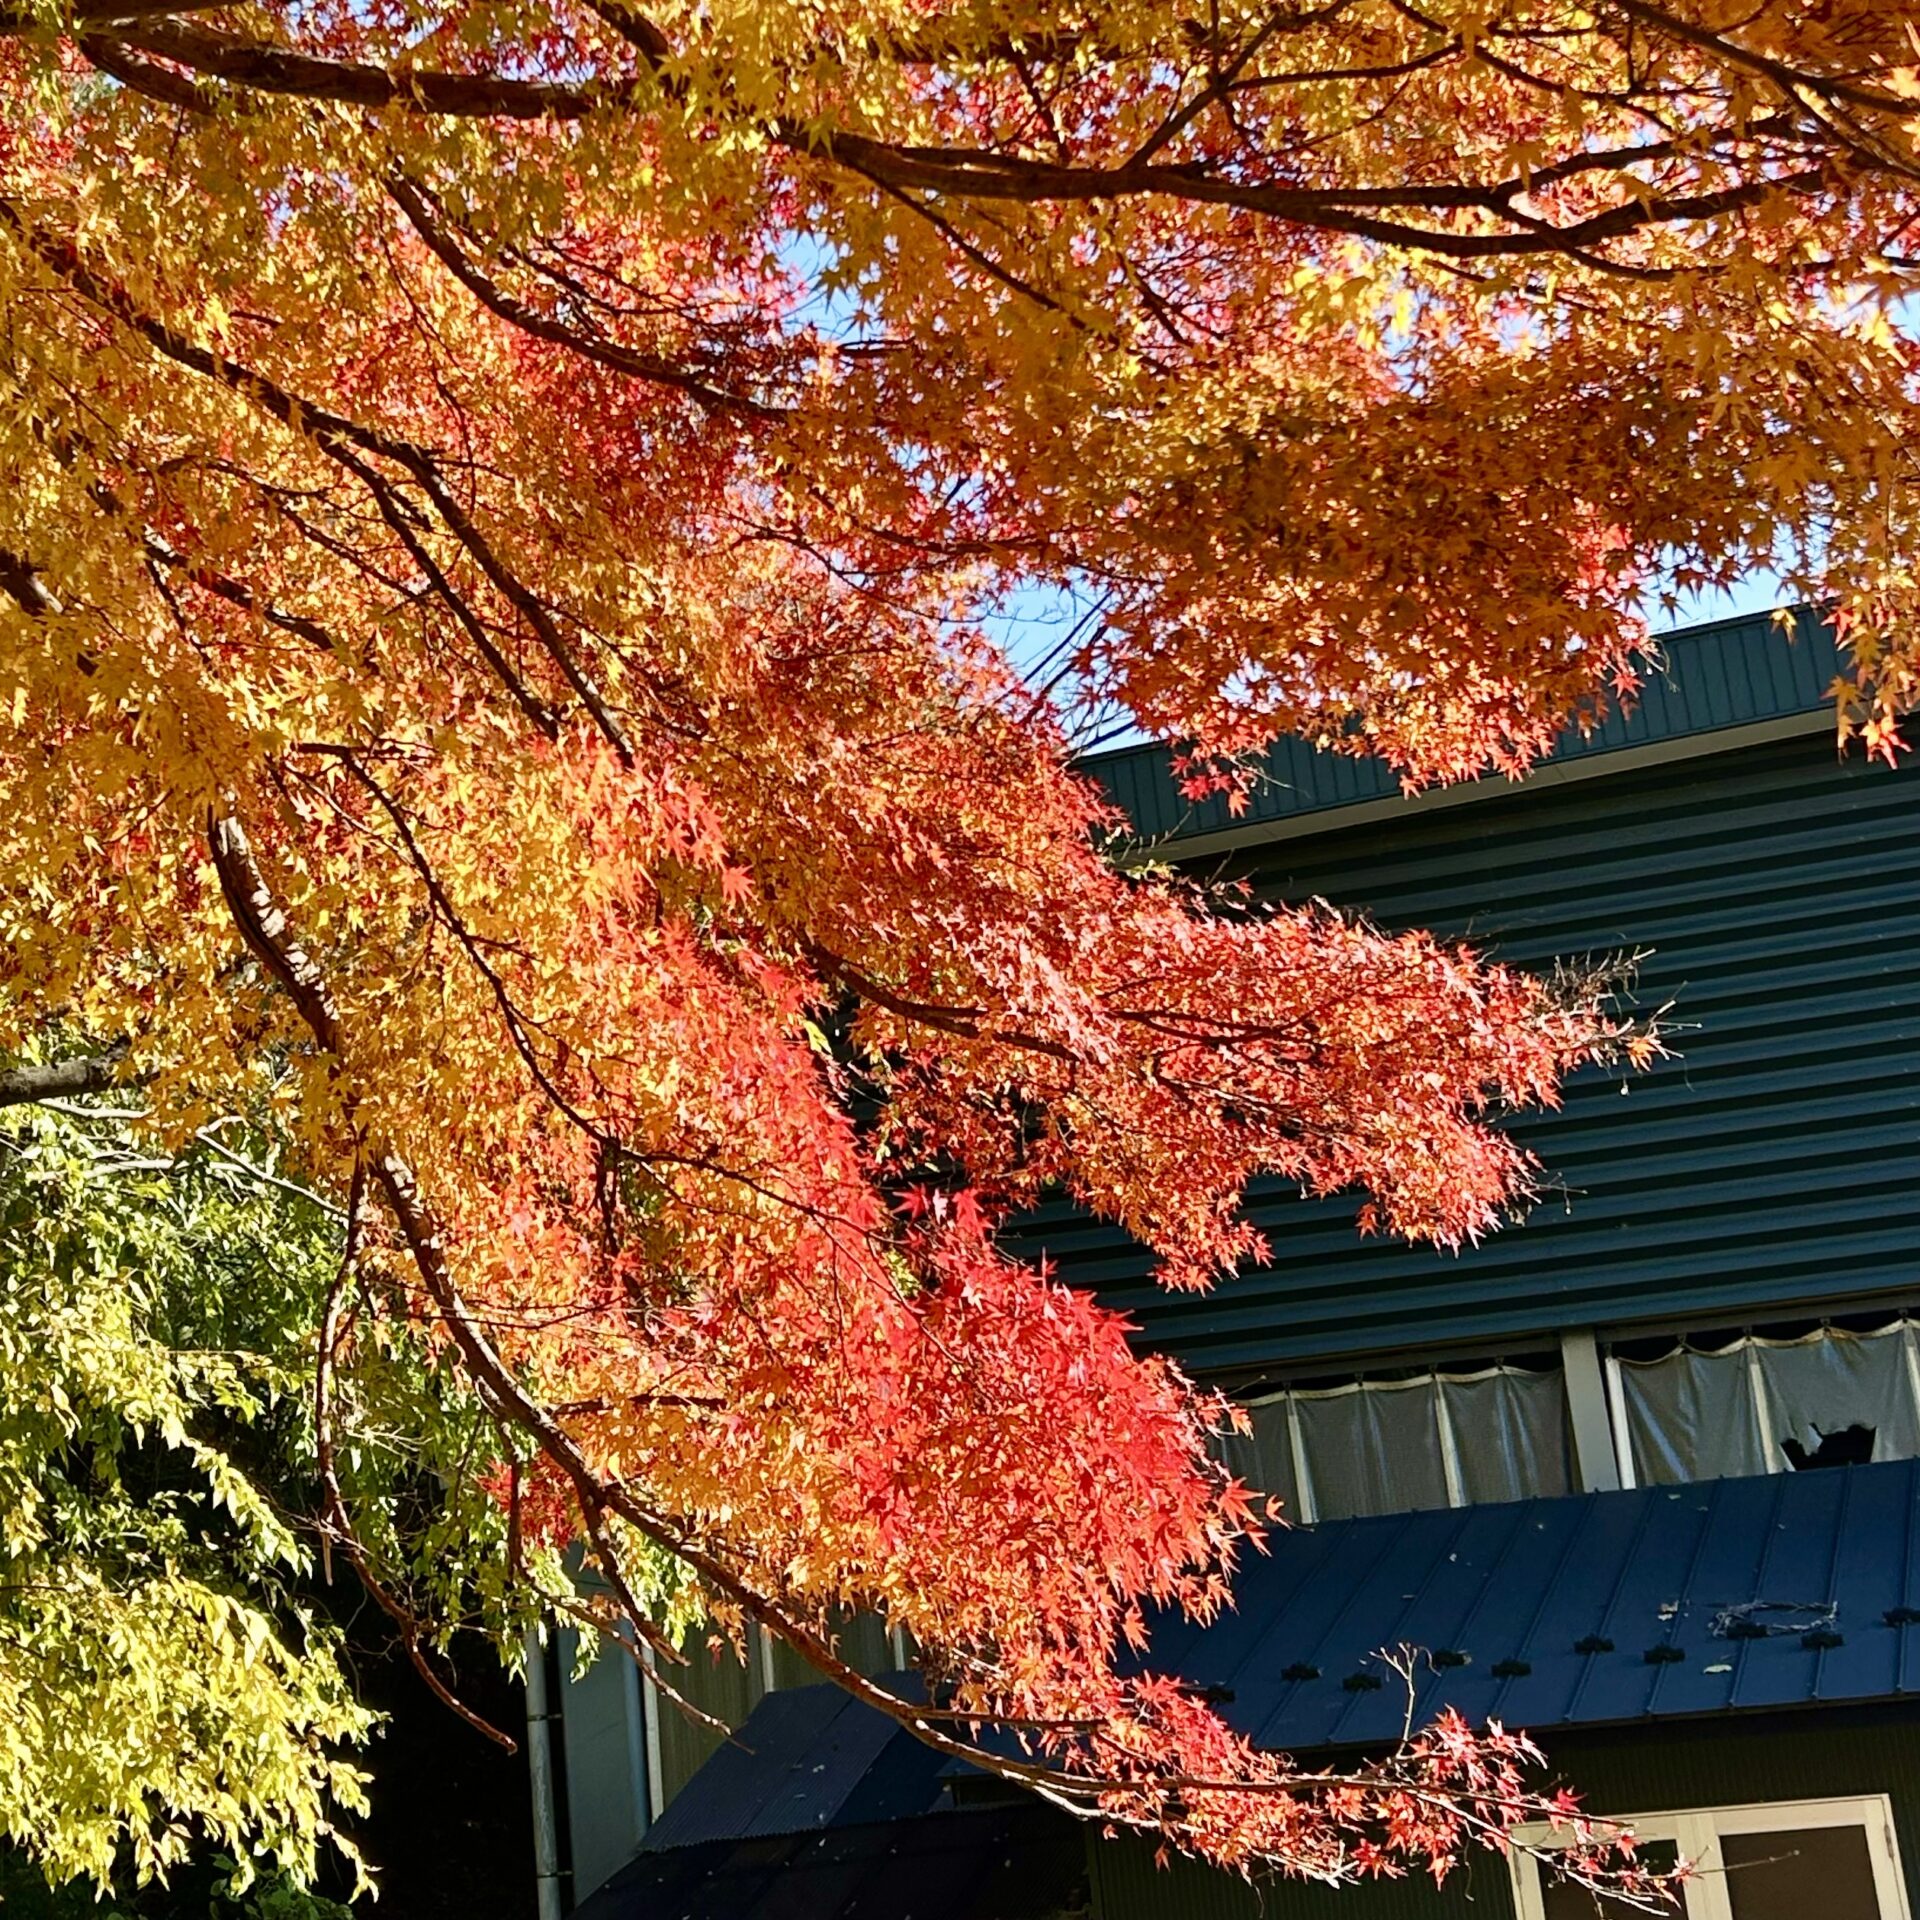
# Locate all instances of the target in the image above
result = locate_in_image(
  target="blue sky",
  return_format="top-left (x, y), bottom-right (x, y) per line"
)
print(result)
top-left (775, 231), bottom-right (1808, 754)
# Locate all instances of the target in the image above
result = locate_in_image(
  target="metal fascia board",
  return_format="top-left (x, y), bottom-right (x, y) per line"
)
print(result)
top-left (1111, 710), bottom-right (1833, 868)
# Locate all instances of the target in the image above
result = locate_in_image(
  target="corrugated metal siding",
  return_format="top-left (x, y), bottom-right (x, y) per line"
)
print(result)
top-left (1088, 607), bottom-right (1840, 848)
top-left (1016, 730), bottom-right (1920, 1372)
top-left (1089, 1707), bottom-right (1920, 1920)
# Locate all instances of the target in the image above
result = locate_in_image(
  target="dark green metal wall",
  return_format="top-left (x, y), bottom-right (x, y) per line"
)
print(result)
top-left (1071, 612), bottom-right (1920, 1920)
top-left (1089, 1706), bottom-right (1920, 1920)
top-left (1017, 722), bottom-right (1920, 1374)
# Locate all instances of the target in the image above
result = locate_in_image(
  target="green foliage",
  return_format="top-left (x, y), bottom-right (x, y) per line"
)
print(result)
top-left (209, 1859), bottom-right (355, 1920)
top-left (0, 1076), bottom-right (697, 1905)
top-left (0, 1850), bottom-right (352, 1920)
top-left (0, 1098), bottom-right (371, 1894)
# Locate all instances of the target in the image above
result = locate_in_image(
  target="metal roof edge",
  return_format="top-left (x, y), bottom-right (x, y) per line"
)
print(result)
top-left (1110, 706), bottom-right (1833, 868)
top-left (1083, 603), bottom-right (1840, 861)
top-left (1181, 1282), bottom-right (1920, 1389)
top-left (1287, 1689), bottom-right (1920, 1758)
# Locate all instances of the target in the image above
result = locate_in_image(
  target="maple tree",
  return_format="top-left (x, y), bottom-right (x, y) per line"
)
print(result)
top-left (2, 0), bottom-right (1917, 1899)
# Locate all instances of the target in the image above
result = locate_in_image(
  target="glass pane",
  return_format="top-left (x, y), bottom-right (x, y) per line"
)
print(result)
top-left (1541, 1839), bottom-right (1680, 1918)
top-left (1721, 1824), bottom-right (1882, 1920)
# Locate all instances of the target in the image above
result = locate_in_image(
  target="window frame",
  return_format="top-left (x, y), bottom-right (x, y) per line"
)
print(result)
top-left (1508, 1794), bottom-right (1912, 1920)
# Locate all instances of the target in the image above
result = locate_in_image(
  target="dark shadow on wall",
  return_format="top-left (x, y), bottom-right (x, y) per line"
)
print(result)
top-left (1087, 1705), bottom-right (1920, 1920)
top-left (329, 1633), bottom-right (538, 1920)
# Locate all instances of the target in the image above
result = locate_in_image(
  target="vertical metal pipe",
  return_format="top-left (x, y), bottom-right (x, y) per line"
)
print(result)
top-left (524, 1628), bottom-right (567, 1920)
top-left (1431, 1369), bottom-right (1467, 1508)
top-left (1603, 1352), bottom-right (1637, 1491)
top-left (640, 1641), bottom-right (666, 1823)
top-left (1283, 1390), bottom-right (1317, 1524)
top-left (621, 1640), bottom-right (651, 1841)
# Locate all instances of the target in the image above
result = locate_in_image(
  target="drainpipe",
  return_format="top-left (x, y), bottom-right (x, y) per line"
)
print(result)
top-left (524, 1628), bottom-right (567, 1920)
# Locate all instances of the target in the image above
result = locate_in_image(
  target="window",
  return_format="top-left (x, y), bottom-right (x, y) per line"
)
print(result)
top-left (1216, 1359), bottom-right (1573, 1523)
top-left (1607, 1318), bottom-right (1920, 1488)
top-left (1218, 1314), bottom-right (1920, 1529)
top-left (1510, 1797), bottom-right (1911, 1920)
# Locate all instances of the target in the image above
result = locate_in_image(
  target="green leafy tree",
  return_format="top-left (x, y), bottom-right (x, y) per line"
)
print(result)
top-left (0, 1076), bottom-right (598, 1905)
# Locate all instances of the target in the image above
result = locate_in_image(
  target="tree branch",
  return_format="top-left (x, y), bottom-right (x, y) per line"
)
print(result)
top-left (58, 15), bottom-right (1879, 264)
top-left (384, 173), bottom-right (777, 419)
top-left (0, 1049), bottom-right (132, 1109)
top-left (97, 16), bottom-right (626, 117)
top-left (3, 202), bottom-right (631, 759)
top-left (0, 546), bottom-right (62, 617)
top-left (198, 805), bottom-right (1668, 1896)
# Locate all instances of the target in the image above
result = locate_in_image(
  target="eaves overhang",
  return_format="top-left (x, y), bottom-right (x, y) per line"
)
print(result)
top-left (1085, 606), bottom-right (1840, 863)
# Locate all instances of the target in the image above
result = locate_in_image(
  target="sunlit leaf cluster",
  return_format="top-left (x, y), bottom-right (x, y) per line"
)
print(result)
top-left (0, 1096), bottom-right (367, 1892)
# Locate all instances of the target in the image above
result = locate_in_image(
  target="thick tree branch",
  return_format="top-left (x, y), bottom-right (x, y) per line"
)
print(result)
top-left (140, 530), bottom-right (343, 655)
top-left (0, 0), bottom-right (234, 28)
top-left (59, 16), bottom-right (1881, 263)
top-left (0, 1050), bottom-right (131, 1109)
top-left (0, 546), bottom-right (62, 617)
top-left (312, 1161), bottom-right (519, 1750)
top-left (208, 814), bottom-right (344, 1054)
top-left (75, 31), bottom-right (219, 111)
top-left (198, 808), bottom-right (1139, 1807)
top-left (1611, 0), bottom-right (1920, 120)
top-left (384, 174), bottom-right (778, 419)
top-left (808, 130), bottom-right (1835, 261)
top-left (100, 15), bottom-right (626, 117)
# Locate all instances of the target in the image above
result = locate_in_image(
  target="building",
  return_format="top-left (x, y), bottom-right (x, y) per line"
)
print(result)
top-left (539, 604), bottom-right (1920, 1920)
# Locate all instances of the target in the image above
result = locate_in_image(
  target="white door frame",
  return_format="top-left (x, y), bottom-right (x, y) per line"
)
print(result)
top-left (1508, 1793), bottom-right (1911, 1920)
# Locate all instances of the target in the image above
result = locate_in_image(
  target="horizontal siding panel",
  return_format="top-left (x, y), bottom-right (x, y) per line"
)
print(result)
top-left (1016, 728), bottom-right (1920, 1372)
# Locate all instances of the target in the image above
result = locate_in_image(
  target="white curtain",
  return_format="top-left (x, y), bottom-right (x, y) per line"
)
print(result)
top-left (1443, 1366), bottom-right (1575, 1506)
top-left (1220, 1364), bottom-right (1571, 1524)
top-left (1614, 1320), bottom-right (1920, 1486)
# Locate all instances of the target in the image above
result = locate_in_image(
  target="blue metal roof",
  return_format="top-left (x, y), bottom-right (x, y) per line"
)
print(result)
top-left (638, 1673), bottom-right (951, 1852)
top-left (573, 1803), bottom-right (1087, 1920)
top-left (1143, 1459), bottom-right (1920, 1753)
top-left (577, 1679), bottom-right (1089, 1920)
top-left (1085, 606), bottom-right (1840, 850)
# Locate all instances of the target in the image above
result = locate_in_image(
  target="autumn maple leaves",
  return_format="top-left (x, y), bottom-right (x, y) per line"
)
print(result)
top-left (5, 0), bottom-right (1916, 1896)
